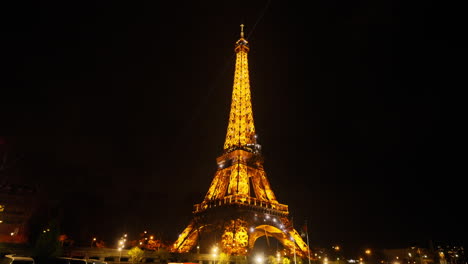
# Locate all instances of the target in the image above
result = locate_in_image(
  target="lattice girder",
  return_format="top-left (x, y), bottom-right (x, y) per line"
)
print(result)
top-left (171, 209), bottom-right (310, 258)
top-left (224, 38), bottom-right (256, 151)
top-left (170, 25), bottom-right (313, 261)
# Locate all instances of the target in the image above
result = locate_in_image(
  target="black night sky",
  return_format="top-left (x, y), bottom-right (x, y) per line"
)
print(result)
top-left (1, 0), bottom-right (464, 256)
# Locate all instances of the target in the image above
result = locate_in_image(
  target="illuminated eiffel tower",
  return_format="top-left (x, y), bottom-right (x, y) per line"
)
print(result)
top-left (170, 25), bottom-right (311, 259)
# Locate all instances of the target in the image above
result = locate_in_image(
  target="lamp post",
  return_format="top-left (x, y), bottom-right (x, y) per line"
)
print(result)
top-left (117, 234), bottom-right (126, 263)
top-left (91, 237), bottom-right (96, 247)
top-left (365, 249), bottom-right (372, 264)
top-left (291, 236), bottom-right (297, 264)
top-left (212, 245), bottom-right (218, 264)
top-left (255, 254), bottom-right (264, 264)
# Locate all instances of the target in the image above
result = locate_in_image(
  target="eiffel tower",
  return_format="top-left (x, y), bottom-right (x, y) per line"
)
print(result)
top-left (170, 25), bottom-right (311, 259)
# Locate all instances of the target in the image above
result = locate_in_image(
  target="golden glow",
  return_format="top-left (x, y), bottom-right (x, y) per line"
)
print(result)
top-left (169, 26), bottom-right (312, 261)
top-left (220, 219), bottom-right (248, 255)
top-left (224, 34), bottom-right (255, 150)
top-left (198, 150), bottom-right (285, 214)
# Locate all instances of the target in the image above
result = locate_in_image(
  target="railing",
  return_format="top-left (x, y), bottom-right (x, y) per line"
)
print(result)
top-left (193, 195), bottom-right (288, 215)
top-left (60, 248), bottom-right (244, 264)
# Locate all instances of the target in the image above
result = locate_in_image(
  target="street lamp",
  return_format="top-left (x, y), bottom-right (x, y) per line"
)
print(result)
top-left (117, 235), bottom-right (126, 262)
top-left (291, 236), bottom-right (297, 264)
top-left (91, 237), bottom-right (96, 247)
top-left (212, 246), bottom-right (218, 264)
top-left (365, 249), bottom-right (372, 264)
top-left (255, 254), bottom-right (264, 264)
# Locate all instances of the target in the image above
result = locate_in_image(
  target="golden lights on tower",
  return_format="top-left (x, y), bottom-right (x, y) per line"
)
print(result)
top-left (170, 25), bottom-right (312, 260)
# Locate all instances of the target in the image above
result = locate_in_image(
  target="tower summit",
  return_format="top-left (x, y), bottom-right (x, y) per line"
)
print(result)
top-left (224, 23), bottom-right (257, 152)
top-left (170, 25), bottom-right (311, 259)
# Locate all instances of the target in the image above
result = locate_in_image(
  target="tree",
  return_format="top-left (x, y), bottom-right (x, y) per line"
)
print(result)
top-left (128, 246), bottom-right (145, 264)
top-left (32, 219), bottom-right (63, 264)
top-left (267, 255), bottom-right (280, 264)
top-left (95, 240), bottom-right (106, 248)
top-left (218, 253), bottom-right (231, 264)
top-left (156, 248), bottom-right (170, 261)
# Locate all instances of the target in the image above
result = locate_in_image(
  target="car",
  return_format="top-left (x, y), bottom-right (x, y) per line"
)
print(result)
top-left (0, 254), bottom-right (35, 264)
top-left (86, 260), bottom-right (107, 264)
top-left (52, 258), bottom-right (107, 264)
top-left (53, 258), bottom-right (87, 264)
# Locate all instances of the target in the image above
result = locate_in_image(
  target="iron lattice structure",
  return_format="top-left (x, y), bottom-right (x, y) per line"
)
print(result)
top-left (170, 25), bottom-right (311, 259)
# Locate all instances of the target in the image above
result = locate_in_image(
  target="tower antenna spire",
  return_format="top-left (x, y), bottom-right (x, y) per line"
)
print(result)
top-left (240, 24), bottom-right (244, 38)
